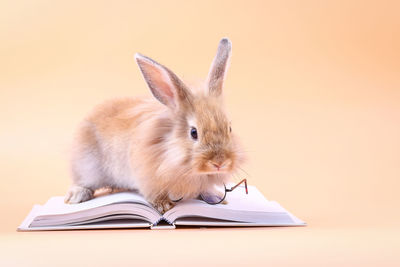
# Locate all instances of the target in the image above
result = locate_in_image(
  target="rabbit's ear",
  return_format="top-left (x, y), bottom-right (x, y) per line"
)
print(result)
top-left (135, 53), bottom-right (192, 110)
top-left (207, 38), bottom-right (232, 96)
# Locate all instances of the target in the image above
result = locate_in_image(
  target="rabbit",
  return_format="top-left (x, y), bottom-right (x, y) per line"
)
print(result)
top-left (64, 38), bottom-right (245, 213)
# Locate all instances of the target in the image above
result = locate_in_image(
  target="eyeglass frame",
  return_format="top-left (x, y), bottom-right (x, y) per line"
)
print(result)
top-left (171, 178), bottom-right (248, 205)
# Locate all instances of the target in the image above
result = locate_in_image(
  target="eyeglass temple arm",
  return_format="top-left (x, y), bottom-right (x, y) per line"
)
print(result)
top-left (226, 179), bottom-right (248, 194)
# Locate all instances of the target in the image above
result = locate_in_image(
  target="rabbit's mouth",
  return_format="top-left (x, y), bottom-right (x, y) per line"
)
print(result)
top-left (199, 169), bottom-right (230, 175)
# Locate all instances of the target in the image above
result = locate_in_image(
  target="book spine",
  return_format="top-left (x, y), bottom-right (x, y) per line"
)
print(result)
top-left (153, 216), bottom-right (173, 226)
top-left (150, 223), bottom-right (176, 230)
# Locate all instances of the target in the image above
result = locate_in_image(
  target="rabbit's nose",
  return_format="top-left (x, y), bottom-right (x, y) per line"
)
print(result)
top-left (210, 159), bottom-right (229, 171)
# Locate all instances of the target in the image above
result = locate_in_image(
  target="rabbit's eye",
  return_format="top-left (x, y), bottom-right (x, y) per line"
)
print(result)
top-left (190, 127), bottom-right (198, 140)
top-left (229, 126), bottom-right (232, 133)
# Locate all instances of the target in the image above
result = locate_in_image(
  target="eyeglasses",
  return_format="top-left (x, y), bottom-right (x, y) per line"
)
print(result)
top-left (172, 179), bottom-right (248, 205)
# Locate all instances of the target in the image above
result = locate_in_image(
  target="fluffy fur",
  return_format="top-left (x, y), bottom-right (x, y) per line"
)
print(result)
top-left (65, 38), bottom-right (245, 213)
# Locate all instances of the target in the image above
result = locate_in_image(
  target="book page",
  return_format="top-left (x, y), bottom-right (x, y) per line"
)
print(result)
top-left (36, 192), bottom-right (154, 216)
top-left (29, 192), bottom-right (163, 227)
top-left (164, 186), bottom-right (297, 224)
top-left (166, 185), bottom-right (283, 213)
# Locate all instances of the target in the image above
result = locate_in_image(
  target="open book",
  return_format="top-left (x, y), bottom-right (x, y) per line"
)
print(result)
top-left (18, 185), bottom-right (305, 230)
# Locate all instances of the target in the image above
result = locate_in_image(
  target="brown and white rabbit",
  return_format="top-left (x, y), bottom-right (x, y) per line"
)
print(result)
top-left (64, 38), bottom-right (245, 213)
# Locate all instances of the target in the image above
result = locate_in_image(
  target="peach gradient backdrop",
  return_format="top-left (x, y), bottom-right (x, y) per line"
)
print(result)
top-left (0, 0), bottom-right (399, 266)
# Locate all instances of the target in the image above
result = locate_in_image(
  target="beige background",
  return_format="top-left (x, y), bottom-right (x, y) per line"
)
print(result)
top-left (1, 0), bottom-right (399, 266)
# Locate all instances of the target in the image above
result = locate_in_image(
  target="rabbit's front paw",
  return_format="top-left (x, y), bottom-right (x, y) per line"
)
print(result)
top-left (65, 185), bottom-right (93, 204)
top-left (151, 199), bottom-right (175, 214)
